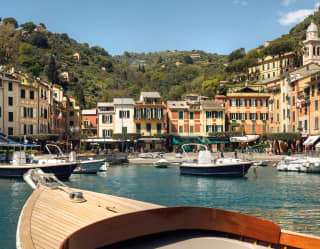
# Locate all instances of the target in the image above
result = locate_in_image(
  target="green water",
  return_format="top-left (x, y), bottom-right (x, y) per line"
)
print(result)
top-left (1, 165), bottom-right (320, 248)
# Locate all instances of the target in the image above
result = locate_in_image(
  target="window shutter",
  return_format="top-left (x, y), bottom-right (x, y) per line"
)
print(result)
top-left (266, 113), bottom-right (268, 120)
top-left (245, 113), bottom-right (247, 120)
top-left (127, 111), bottom-right (130, 118)
top-left (260, 113), bottom-right (262, 120)
top-left (206, 125), bottom-right (209, 132)
top-left (236, 113), bottom-right (238, 120)
top-left (229, 99), bottom-right (232, 106)
top-left (236, 99), bottom-right (239, 106)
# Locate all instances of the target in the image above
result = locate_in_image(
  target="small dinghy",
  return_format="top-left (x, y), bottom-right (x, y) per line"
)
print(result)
top-left (154, 158), bottom-right (169, 168)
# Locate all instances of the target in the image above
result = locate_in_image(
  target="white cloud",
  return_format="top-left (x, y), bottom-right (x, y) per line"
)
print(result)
top-left (279, 2), bottom-right (320, 26)
top-left (233, 0), bottom-right (248, 7)
top-left (282, 0), bottom-right (296, 6)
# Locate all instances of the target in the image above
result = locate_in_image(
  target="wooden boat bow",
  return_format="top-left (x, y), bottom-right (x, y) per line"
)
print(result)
top-left (17, 183), bottom-right (320, 249)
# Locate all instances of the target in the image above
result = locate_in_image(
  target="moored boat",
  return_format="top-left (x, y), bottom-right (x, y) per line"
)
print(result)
top-left (0, 151), bottom-right (77, 180)
top-left (73, 158), bottom-right (106, 174)
top-left (17, 169), bottom-right (320, 249)
top-left (276, 156), bottom-right (320, 173)
top-left (179, 144), bottom-right (253, 177)
top-left (154, 158), bottom-right (169, 168)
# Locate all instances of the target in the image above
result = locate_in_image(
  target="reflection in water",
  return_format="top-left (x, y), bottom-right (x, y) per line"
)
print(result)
top-left (1, 164), bottom-right (320, 248)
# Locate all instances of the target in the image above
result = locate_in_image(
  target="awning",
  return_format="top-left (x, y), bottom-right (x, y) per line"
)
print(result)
top-left (83, 138), bottom-right (120, 143)
top-left (0, 142), bottom-right (40, 147)
top-left (230, 135), bottom-right (260, 143)
top-left (303, 135), bottom-right (320, 146)
top-left (172, 136), bottom-right (204, 145)
top-left (316, 142), bottom-right (320, 148)
top-left (138, 138), bottom-right (163, 141)
top-left (205, 137), bottom-right (230, 144)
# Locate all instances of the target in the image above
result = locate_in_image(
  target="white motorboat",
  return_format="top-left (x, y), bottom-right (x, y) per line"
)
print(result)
top-left (276, 156), bottom-right (320, 173)
top-left (154, 158), bottom-right (169, 168)
top-left (0, 151), bottom-right (78, 179)
top-left (73, 157), bottom-right (106, 174)
top-left (40, 144), bottom-right (105, 174)
top-left (179, 144), bottom-right (253, 177)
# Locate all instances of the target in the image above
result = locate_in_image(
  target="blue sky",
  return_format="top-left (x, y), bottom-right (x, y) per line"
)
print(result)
top-left (1, 0), bottom-right (320, 55)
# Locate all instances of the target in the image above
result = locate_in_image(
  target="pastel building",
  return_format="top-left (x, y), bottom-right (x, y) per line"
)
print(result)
top-left (97, 102), bottom-right (114, 138)
top-left (248, 52), bottom-right (294, 82)
top-left (226, 87), bottom-right (270, 135)
top-left (114, 98), bottom-right (135, 134)
top-left (134, 92), bottom-right (166, 151)
top-left (201, 100), bottom-right (225, 135)
top-left (81, 109), bottom-right (98, 137)
top-left (0, 73), bottom-right (20, 135)
top-left (134, 92), bottom-right (166, 136)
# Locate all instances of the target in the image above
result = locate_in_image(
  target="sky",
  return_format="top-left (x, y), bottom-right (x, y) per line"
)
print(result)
top-left (1, 0), bottom-right (320, 55)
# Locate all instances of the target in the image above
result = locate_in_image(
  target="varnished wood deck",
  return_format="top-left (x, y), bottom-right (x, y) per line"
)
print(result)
top-left (17, 186), bottom-right (320, 249)
top-left (17, 186), bottom-right (161, 249)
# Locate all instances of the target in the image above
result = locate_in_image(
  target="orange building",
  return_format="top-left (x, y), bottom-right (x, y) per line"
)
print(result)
top-left (226, 87), bottom-right (270, 135)
top-left (81, 109), bottom-right (98, 137)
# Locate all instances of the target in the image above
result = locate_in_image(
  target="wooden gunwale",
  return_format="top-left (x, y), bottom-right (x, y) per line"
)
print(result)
top-left (18, 186), bottom-right (320, 249)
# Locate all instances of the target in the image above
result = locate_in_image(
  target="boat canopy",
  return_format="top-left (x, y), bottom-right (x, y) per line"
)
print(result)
top-left (230, 135), bottom-right (260, 143)
top-left (303, 135), bottom-right (320, 146)
top-left (0, 136), bottom-right (40, 148)
top-left (172, 136), bottom-right (204, 145)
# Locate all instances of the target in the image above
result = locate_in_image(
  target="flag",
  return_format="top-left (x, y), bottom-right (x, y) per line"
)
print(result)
top-left (57, 112), bottom-right (63, 120)
top-left (296, 99), bottom-right (301, 109)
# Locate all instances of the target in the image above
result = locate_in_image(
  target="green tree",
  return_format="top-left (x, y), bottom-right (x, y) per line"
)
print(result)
top-left (228, 48), bottom-right (245, 62)
top-left (17, 55), bottom-right (41, 77)
top-left (39, 23), bottom-right (46, 29)
top-left (73, 84), bottom-right (86, 108)
top-left (20, 22), bottom-right (36, 33)
top-left (3, 17), bottom-right (18, 28)
top-left (29, 32), bottom-right (49, 48)
top-left (45, 56), bottom-right (59, 84)
top-left (19, 43), bottom-right (32, 55)
top-left (157, 56), bottom-right (163, 64)
top-left (183, 55), bottom-right (193, 64)
top-left (201, 78), bottom-right (220, 97)
top-left (0, 24), bottom-right (19, 64)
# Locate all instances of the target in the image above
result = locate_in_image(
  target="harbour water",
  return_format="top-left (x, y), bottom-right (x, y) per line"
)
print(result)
top-left (1, 164), bottom-right (320, 248)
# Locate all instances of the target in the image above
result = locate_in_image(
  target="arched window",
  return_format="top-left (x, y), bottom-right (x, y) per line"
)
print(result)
top-left (317, 47), bottom-right (320, 56)
top-left (313, 46), bottom-right (316, 56)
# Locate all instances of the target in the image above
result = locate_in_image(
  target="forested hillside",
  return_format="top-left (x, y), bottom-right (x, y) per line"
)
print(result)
top-left (0, 9), bottom-right (319, 108)
top-left (0, 17), bottom-right (228, 108)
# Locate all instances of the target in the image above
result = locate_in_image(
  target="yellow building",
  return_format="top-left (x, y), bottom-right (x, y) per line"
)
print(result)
top-left (248, 52), bottom-right (295, 82)
top-left (134, 92), bottom-right (166, 136)
top-left (0, 72), bottom-right (20, 135)
top-left (134, 92), bottom-right (166, 151)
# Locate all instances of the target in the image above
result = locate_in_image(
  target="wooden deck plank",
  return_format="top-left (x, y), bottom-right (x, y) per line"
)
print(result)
top-left (19, 186), bottom-right (160, 249)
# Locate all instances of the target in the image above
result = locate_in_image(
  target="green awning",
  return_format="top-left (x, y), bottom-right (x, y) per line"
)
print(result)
top-left (172, 136), bottom-right (204, 145)
top-left (205, 137), bottom-right (230, 144)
